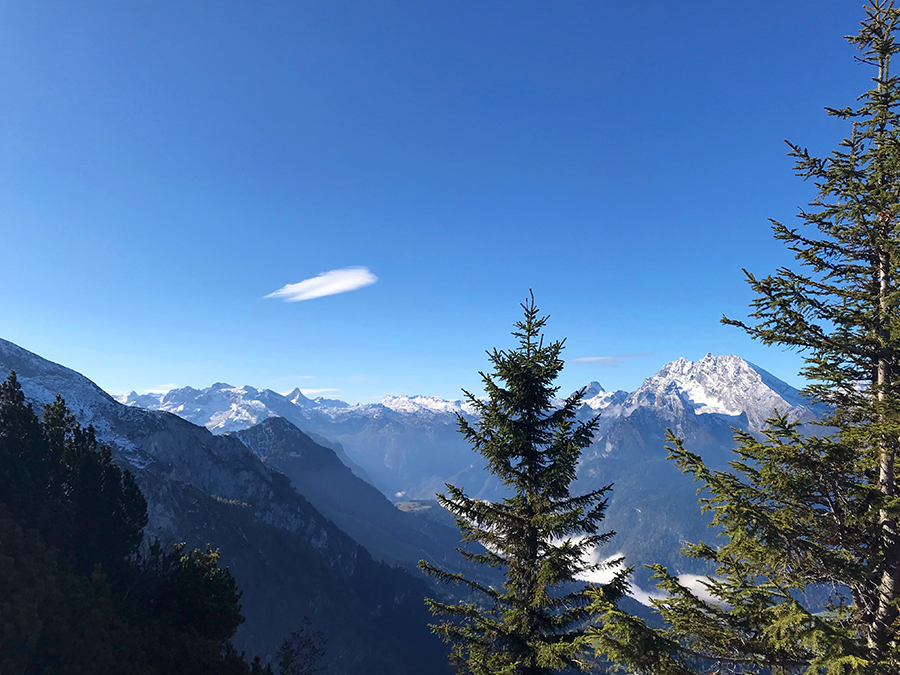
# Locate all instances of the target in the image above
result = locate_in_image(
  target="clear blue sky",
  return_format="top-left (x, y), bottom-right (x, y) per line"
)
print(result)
top-left (0, 1), bottom-right (868, 403)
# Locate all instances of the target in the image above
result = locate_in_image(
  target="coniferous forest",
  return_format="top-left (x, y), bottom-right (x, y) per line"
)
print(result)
top-left (9, 1), bottom-right (900, 674)
top-left (0, 373), bottom-right (264, 674)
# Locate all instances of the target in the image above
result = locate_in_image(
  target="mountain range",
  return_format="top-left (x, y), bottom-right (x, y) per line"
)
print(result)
top-left (0, 333), bottom-right (825, 668)
top-left (118, 352), bottom-right (824, 585)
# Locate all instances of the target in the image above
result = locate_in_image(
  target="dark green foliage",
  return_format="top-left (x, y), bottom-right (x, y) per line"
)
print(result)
top-left (124, 542), bottom-right (247, 675)
top-left (0, 371), bottom-right (148, 579)
top-left (419, 295), bottom-right (629, 675)
top-left (0, 371), bottom-right (264, 675)
top-left (275, 618), bottom-right (325, 675)
top-left (590, 3), bottom-right (900, 673)
top-left (249, 656), bottom-right (275, 675)
top-left (154, 543), bottom-right (244, 646)
top-left (44, 396), bottom-right (148, 578)
top-left (0, 505), bottom-right (148, 675)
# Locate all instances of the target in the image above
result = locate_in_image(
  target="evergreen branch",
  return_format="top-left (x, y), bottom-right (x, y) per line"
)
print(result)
top-left (418, 559), bottom-right (503, 601)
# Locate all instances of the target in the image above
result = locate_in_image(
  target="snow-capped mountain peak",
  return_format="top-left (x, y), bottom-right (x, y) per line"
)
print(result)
top-left (311, 396), bottom-right (349, 408)
top-left (577, 381), bottom-right (629, 412)
top-left (624, 353), bottom-right (814, 430)
top-left (285, 388), bottom-right (315, 407)
top-left (118, 383), bottom-right (288, 433)
top-left (583, 381), bottom-right (605, 396)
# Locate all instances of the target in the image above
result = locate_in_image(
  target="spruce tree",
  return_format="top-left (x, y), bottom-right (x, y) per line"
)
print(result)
top-left (418, 294), bottom-right (629, 675)
top-left (591, 2), bottom-right (900, 673)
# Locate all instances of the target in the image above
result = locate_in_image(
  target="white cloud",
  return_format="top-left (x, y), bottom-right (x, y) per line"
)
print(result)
top-left (624, 574), bottom-right (725, 608)
top-left (300, 388), bottom-right (341, 395)
top-left (148, 383), bottom-right (179, 394)
top-left (569, 352), bottom-right (652, 366)
top-left (675, 574), bottom-right (723, 605)
top-left (265, 267), bottom-right (377, 302)
top-left (576, 549), bottom-right (629, 586)
top-left (574, 543), bottom-right (723, 607)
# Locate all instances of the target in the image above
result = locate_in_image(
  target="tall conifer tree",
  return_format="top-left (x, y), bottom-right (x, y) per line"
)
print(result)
top-left (591, 2), bottom-right (900, 673)
top-left (419, 294), bottom-right (628, 675)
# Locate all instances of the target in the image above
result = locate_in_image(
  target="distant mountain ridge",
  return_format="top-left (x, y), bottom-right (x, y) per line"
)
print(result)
top-left (118, 383), bottom-right (483, 497)
top-left (118, 385), bottom-right (479, 431)
top-left (117, 352), bottom-right (823, 589)
top-left (1, 335), bottom-right (828, 611)
top-left (118, 352), bottom-right (820, 492)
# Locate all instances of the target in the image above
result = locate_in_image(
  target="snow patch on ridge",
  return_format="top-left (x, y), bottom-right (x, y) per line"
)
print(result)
top-left (579, 381), bottom-right (628, 411)
top-left (380, 394), bottom-right (478, 417)
top-left (623, 353), bottom-right (815, 431)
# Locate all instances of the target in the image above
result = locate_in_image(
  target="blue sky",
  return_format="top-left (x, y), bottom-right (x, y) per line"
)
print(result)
top-left (0, 1), bottom-right (868, 403)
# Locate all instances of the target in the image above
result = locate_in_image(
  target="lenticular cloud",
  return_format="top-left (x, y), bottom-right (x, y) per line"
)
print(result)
top-left (265, 266), bottom-right (378, 302)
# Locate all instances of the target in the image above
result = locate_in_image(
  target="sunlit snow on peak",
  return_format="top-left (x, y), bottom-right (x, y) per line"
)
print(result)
top-left (623, 353), bottom-right (816, 430)
top-left (380, 394), bottom-right (478, 417)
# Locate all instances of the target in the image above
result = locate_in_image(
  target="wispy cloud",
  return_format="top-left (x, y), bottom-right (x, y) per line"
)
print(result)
top-left (568, 351), bottom-right (652, 366)
top-left (139, 383), bottom-right (180, 394)
top-left (265, 267), bottom-right (378, 302)
top-left (301, 388), bottom-right (341, 396)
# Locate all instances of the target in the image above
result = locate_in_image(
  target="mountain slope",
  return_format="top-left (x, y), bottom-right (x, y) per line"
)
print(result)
top-left (0, 338), bottom-right (446, 674)
top-left (232, 416), bottom-right (471, 573)
top-left (575, 354), bottom-right (824, 586)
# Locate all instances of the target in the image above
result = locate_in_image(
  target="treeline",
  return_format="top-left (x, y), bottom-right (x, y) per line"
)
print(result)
top-left (0, 372), bottom-right (278, 675)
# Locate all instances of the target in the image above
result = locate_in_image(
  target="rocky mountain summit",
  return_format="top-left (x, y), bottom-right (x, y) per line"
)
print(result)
top-left (621, 353), bottom-right (818, 430)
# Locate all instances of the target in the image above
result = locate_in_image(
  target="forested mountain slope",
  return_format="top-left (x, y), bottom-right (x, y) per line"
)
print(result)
top-left (0, 337), bottom-right (447, 675)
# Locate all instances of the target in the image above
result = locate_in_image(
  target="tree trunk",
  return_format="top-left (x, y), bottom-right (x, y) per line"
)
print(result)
top-left (871, 238), bottom-right (898, 652)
